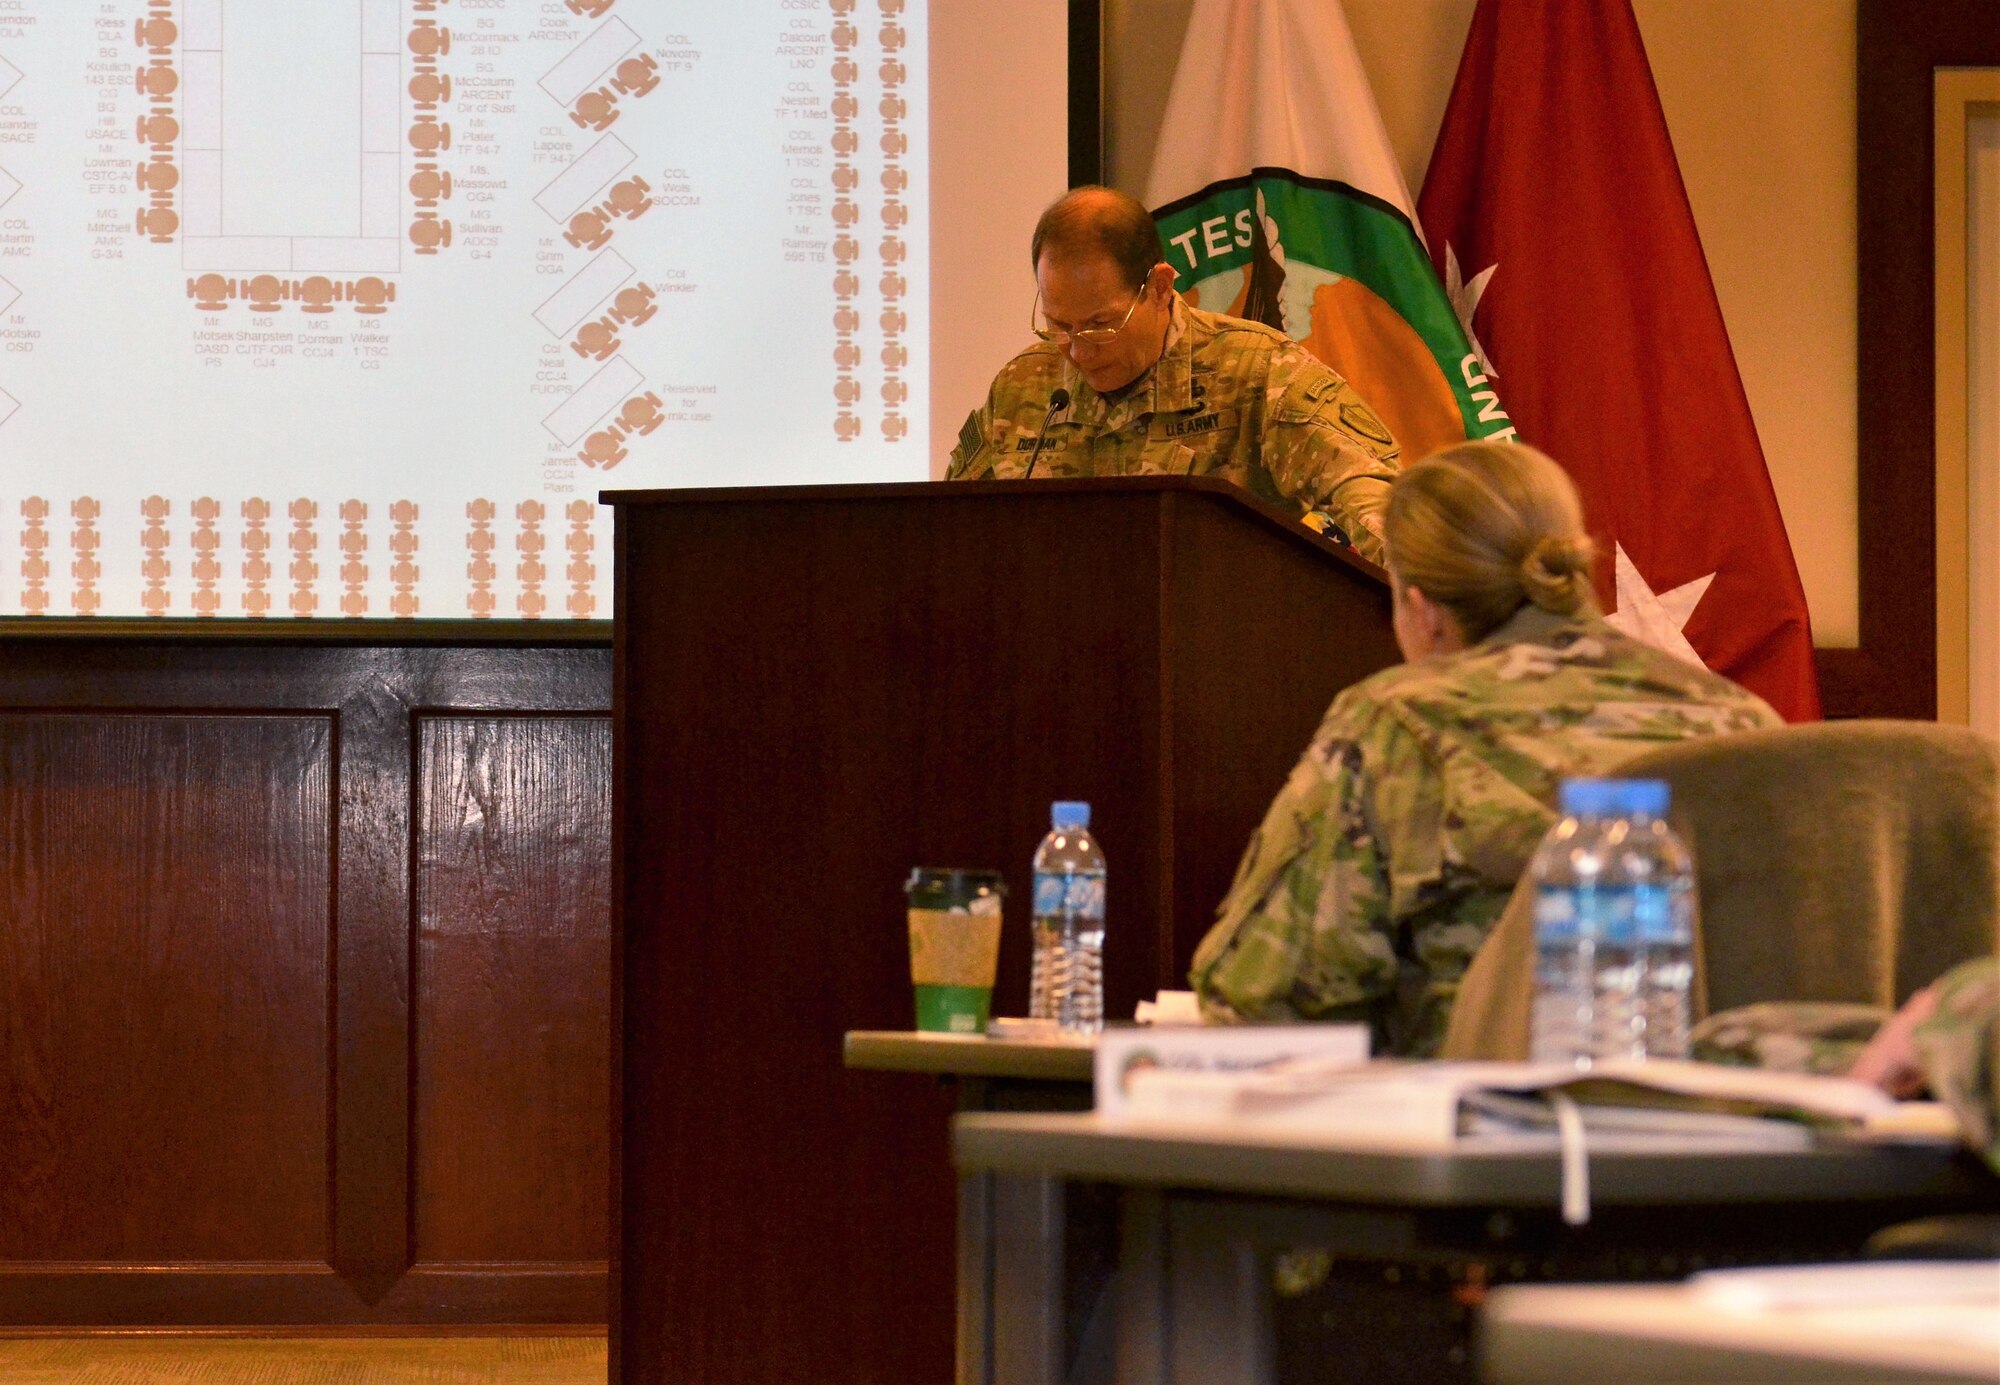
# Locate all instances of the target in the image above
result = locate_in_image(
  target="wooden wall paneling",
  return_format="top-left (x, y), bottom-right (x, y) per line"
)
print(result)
top-left (1839, 1), bottom-right (2000, 717)
top-left (1069, 0), bottom-right (1103, 186)
top-left (0, 636), bottom-right (611, 1327)
top-left (0, 714), bottom-right (334, 1263)
top-left (413, 713), bottom-right (613, 1266)
top-left (335, 671), bottom-right (419, 1305)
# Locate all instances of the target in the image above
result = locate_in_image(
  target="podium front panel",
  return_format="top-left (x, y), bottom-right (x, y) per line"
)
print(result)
top-left (608, 478), bottom-right (1392, 1384)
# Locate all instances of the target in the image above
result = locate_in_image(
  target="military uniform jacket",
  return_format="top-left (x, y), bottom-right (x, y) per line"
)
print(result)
top-left (1914, 957), bottom-right (2000, 1174)
top-left (1190, 605), bottom-right (1784, 1056)
top-left (946, 300), bottom-right (1400, 562)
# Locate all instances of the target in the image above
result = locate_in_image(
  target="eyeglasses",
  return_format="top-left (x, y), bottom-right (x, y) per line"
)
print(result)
top-left (1032, 284), bottom-right (1146, 348)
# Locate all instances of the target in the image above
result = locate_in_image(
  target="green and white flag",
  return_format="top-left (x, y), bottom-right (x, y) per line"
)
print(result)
top-left (1145, 0), bottom-right (1512, 463)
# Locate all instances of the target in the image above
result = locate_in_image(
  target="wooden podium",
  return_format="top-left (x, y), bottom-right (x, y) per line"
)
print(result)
top-left (605, 477), bottom-right (1396, 1384)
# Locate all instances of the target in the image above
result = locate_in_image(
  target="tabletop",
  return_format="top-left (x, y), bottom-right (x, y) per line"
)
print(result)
top-left (951, 1110), bottom-right (1991, 1208)
top-left (1481, 1270), bottom-right (2000, 1383)
top-left (842, 1029), bottom-right (1096, 1082)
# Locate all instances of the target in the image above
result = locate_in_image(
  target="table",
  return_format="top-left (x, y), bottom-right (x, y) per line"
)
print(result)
top-left (1481, 1269), bottom-right (2000, 1383)
top-left (953, 1112), bottom-right (1998, 1385)
top-left (842, 1030), bottom-right (1095, 1095)
top-left (843, 1031), bottom-right (1108, 1383)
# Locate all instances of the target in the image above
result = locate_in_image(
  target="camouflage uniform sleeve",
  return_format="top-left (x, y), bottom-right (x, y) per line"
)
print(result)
top-left (1690, 1001), bottom-right (1893, 1075)
top-left (1189, 689), bottom-right (1416, 1040)
top-left (944, 396), bottom-right (997, 481)
top-left (1260, 348), bottom-right (1401, 566)
top-left (1912, 956), bottom-right (2000, 1173)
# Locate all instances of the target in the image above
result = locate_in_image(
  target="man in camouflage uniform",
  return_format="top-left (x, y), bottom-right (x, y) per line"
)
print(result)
top-left (1191, 604), bottom-right (1782, 1056)
top-left (1909, 959), bottom-right (2000, 1172)
top-left (1841, 956), bottom-right (2000, 1174)
top-left (947, 186), bottom-right (1400, 563)
top-left (1696, 958), bottom-right (2000, 1175)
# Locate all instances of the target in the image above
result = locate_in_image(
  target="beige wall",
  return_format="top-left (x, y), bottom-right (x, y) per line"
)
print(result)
top-left (1103, 0), bottom-right (1860, 645)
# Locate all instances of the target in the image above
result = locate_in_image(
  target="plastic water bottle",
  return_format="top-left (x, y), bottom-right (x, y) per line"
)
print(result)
top-left (1527, 778), bottom-right (1695, 1065)
top-left (1629, 785), bottom-right (1697, 1061)
top-left (1029, 800), bottom-right (1107, 1035)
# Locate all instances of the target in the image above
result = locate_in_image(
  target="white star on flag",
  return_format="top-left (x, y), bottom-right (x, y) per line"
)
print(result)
top-left (1604, 542), bottom-right (1715, 669)
top-left (1443, 242), bottom-right (1499, 378)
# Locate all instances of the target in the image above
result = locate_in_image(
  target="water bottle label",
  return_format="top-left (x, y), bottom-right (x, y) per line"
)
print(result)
top-left (1534, 885), bottom-right (1638, 944)
top-left (1033, 870), bottom-right (1104, 919)
top-left (1632, 882), bottom-right (1692, 944)
top-left (1532, 887), bottom-right (1577, 942)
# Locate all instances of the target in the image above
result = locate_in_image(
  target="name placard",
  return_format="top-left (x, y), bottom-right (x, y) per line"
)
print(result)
top-left (1094, 1024), bottom-right (1368, 1116)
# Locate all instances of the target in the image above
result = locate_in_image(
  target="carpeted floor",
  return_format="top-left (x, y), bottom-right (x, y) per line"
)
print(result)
top-left (0, 1335), bottom-right (606, 1383)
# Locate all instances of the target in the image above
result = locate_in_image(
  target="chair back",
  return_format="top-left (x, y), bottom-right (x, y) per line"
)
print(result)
top-left (1443, 720), bottom-right (2000, 1059)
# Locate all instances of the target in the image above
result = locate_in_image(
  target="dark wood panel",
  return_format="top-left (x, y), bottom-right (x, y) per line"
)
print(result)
top-left (1841, 0), bottom-right (2000, 718)
top-left (0, 713), bottom-right (333, 1262)
top-left (415, 715), bottom-right (613, 1265)
top-left (0, 640), bottom-right (611, 1328)
top-left (0, 1266), bottom-right (606, 1328)
top-left (617, 493), bottom-right (1049, 1383)
top-left (610, 479), bottom-right (1393, 1385)
top-left (1069, 0), bottom-right (1102, 186)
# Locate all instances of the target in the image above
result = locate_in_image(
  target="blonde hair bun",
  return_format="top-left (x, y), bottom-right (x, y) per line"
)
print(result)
top-left (1520, 533), bottom-right (1597, 614)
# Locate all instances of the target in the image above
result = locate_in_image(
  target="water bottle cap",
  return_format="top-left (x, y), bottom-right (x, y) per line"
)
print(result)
top-left (1558, 779), bottom-right (1621, 817)
top-left (1559, 777), bottom-right (1670, 818)
top-left (1050, 800), bottom-right (1090, 830)
top-left (1617, 778), bottom-right (1671, 817)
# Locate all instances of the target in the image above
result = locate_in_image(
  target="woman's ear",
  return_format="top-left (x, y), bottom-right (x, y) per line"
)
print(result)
top-left (1397, 582), bottom-right (1465, 659)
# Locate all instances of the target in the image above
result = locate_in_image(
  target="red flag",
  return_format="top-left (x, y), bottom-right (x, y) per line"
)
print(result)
top-left (1416, 0), bottom-right (1820, 721)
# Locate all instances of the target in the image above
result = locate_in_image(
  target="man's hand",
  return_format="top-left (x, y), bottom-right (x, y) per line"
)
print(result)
top-left (1848, 982), bottom-right (1943, 1098)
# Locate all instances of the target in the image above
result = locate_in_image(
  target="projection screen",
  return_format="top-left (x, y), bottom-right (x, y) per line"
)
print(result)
top-left (0, 0), bottom-right (1076, 619)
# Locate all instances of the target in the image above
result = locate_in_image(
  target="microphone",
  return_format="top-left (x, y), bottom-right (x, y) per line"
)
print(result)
top-left (1020, 388), bottom-right (1070, 479)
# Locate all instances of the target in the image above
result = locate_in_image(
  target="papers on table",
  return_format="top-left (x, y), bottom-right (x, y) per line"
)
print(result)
top-left (1105, 1056), bottom-right (1963, 1227)
top-left (1133, 989), bottom-right (1203, 1025)
top-left (1107, 1056), bottom-right (1963, 1151)
top-left (984, 1017), bottom-right (1092, 1043)
top-left (1458, 1089), bottom-right (1814, 1150)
